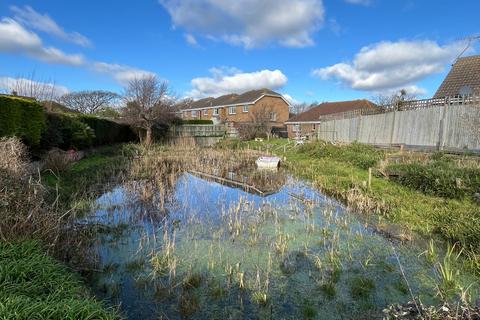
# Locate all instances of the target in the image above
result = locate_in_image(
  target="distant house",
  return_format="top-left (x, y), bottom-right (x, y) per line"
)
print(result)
top-left (178, 89), bottom-right (290, 128)
top-left (434, 55), bottom-right (480, 98)
top-left (285, 100), bottom-right (377, 139)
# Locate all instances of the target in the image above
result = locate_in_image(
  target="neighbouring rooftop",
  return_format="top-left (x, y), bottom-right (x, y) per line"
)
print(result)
top-left (286, 99), bottom-right (377, 123)
top-left (434, 55), bottom-right (480, 98)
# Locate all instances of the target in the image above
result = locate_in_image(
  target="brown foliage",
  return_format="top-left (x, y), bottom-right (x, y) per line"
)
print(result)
top-left (0, 137), bottom-right (58, 242)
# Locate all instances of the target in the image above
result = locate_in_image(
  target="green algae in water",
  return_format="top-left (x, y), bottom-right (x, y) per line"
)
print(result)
top-left (82, 173), bottom-right (479, 319)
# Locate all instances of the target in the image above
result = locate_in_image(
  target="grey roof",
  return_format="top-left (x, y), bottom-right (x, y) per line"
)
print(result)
top-left (182, 88), bottom-right (285, 110)
top-left (434, 55), bottom-right (480, 98)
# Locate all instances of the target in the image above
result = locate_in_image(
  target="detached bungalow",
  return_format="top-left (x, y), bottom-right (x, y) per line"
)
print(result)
top-left (178, 89), bottom-right (290, 128)
top-left (285, 100), bottom-right (377, 139)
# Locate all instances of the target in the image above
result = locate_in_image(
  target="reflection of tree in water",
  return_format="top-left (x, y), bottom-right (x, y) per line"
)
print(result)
top-left (123, 159), bottom-right (183, 225)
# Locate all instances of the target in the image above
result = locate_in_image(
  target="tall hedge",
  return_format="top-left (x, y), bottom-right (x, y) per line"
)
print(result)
top-left (77, 115), bottom-right (136, 146)
top-left (41, 113), bottom-right (136, 150)
top-left (0, 96), bottom-right (45, 146)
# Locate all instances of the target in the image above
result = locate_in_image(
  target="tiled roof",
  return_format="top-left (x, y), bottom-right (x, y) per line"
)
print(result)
top-left (434, 55), bottom-right (480, 98)
top-left (287, 100), bottom-right (377, 123)
top-left (181, 88), bottom-right (285, 110)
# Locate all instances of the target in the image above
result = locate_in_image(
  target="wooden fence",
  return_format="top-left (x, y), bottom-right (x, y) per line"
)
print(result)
top-left (316, 98), bottom-right (480, 152)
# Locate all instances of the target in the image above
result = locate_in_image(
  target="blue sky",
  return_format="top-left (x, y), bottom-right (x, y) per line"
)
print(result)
top-left (0, 0), bottom-right (478, 104)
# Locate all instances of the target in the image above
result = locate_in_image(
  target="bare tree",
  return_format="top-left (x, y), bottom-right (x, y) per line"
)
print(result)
top-left (123, 75), bottom-right (175, 145)
top-left (243, 104), bottom-right (277, 140)
top-left (372, 89), bottom-right (417, 111)
top-left (60, 90), bottom-right (120, 114)
top-left (290, 102), bottom-right (317, 115)
top-left (2, 74), bottom-right (62, 102)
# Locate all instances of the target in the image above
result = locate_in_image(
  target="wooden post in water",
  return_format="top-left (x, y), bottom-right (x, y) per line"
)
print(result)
top-left (368, 167), bottom-right (372, 190)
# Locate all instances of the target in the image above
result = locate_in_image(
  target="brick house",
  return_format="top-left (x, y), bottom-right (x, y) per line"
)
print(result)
top-left (178, 89), bottom-right (290, 128)
top-left (434, 55), bottom-right (480, 98)
top-left (285, 100), bottom-right (377, 139)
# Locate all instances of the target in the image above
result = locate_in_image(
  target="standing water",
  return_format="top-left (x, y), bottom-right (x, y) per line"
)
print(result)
top-left (82, 168), bottom-right (477, 319)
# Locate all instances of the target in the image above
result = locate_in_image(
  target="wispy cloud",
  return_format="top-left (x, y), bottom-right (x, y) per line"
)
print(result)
top-left (92, 62), bottom-right (156, 85)
top-left (10, 5), bottom-right (92, 47)
top-left (0, 18), bottom-right (85, 66)
top-left (160, 0), bottom-right (324, 48)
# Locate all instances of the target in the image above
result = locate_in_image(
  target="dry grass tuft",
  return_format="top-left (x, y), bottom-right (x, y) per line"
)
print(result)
top-left (0, 137), bottom-right (58, 243)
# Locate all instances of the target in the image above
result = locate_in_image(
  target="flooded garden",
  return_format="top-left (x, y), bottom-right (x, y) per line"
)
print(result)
top-left (76, 147), bottom-right (478, 319)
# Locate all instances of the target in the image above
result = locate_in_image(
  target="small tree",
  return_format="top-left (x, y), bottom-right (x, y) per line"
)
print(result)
top-left (60, 90), bottom-right (119, 114)
top-left (373, 89), bottom-right (417, 111)
top-left (245, 104), bottom-right (277, 140)
top-left (123, 75), bottom-right (175, 145)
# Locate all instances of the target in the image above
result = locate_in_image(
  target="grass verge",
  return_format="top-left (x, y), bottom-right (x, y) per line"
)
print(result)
top-left (0, 240), bottom-right (119, 320)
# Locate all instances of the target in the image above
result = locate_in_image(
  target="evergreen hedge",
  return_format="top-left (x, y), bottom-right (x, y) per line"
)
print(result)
top-left (0, 96), bottom-right (45, 146)
top-left (78, 115), bottom-right (136, 146)
top-left (180, 119), bottom-right (214, 125)
top-left (0, 95), bottom-right (136, 150)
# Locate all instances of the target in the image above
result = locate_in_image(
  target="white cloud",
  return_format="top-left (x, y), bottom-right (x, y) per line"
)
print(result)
top-left (313, 40), bottom-right (465, 93)
top-left (188, 68), bottom-right (288, 98)
top-left (92, 62), bottom-right (157, 85)
top-left (0, 76), bottom-right (70, 99)
top-left (184, 33), bottom-right (199, 46)
top-left (11, 5), bottom-right (92, 47)
top-left (0, 18), bottom-right (85, 66)
top-left (283, 94), bottom-right (300, 105)
top-left (159, 0), bottom-right (324, 48)
top-left (344, 0), bottom-right (372, 5)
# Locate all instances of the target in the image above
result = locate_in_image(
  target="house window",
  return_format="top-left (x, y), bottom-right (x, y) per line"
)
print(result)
top-left (269, 112), bottom-right (277, 121)
top-left (293, 124), bottom-right (300, 132)
top-left (191, 110), bottom-right (197, 118)
top-left (203, 109), bottom-right (208, 116)
top-left (213, 108), bottom-right (219, 116)
top-left (243, 105), bottom-right (249, 113)
top-left (229, 106), bottom-right (236, 115)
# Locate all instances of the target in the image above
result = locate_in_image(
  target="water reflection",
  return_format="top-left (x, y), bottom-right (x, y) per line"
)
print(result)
top-left (83, 171), bottom-right (477, 320)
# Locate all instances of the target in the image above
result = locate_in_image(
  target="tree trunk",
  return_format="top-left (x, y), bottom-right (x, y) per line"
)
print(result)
top-left (145, 127), bottom-right (153, 145)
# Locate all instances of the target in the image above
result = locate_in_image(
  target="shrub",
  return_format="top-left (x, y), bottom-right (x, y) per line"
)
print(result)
top-left (40, 113), bottom-right (95, 150)
top-left (0, 95), bottom-right (45, 146)
top-left (388, 161), bottom-right (480, 200)
top-left (298, 141), bottom-right (383, 169)
top-left (78, 115), bottom-right (136, 146)
top-left (180, 119), bottom-right (214, 125)
top-left (0, 137), bottom-right (56, 241)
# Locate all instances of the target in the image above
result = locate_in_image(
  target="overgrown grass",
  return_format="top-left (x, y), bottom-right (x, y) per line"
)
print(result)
top-left (43, 144), bottom-right (140, 206)
top-left (387, 156), bottom-right (480, 200)
top-left (0, 241), bottom-right (119, 320)
top-left (298, 141), bottom-right (384, 170)
top-left (223, 139), bottom-right (480, 273)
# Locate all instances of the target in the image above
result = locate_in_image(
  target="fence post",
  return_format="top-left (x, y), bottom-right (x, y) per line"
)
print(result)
top-left (389, 109), bottom-right (397, 146)
top-left (437, 103), bottom-right (449, 151)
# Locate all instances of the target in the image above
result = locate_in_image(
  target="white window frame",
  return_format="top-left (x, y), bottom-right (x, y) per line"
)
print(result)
top-left (229, 106), bottom-right (236, 115)
top-left (293, 124), bottom-right (300, 132)
top-left (191, 110), bottom-right (197, 118)
top-left (213, 108), bottom-right (219, 116)
top-left (269, 112), bottom-right (277, 121)
top-left (243, 105), bottom-right (249, 113)
top-left (203, 109), bottom-right (208, 116)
